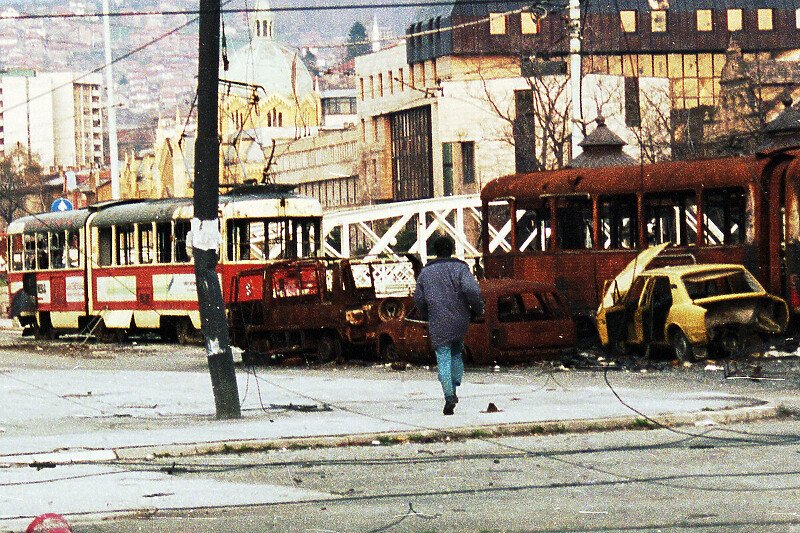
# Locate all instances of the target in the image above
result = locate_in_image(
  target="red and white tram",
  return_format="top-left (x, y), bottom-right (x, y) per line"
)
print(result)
top-left (6, 185), bottom-right (323, 341)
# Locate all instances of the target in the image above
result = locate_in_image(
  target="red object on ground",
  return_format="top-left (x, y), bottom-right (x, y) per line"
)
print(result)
top-left (26, 513), bottom-right (71, 533)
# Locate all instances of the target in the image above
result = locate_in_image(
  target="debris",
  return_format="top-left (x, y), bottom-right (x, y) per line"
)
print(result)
top-left (493, 365), bottom-right (500, 372)
top-left (704, 364), bottom-right (723, 371)
top-left (483, 402), bottom-right (501, 413)
top-left (682, 361), bottom-right (693, 368)
top-left (694, 419), bottom-right (716, 427)
top-left (390, 361), bottom-right (406, 371)
top-left (371, 440), bottom-right (381, 446)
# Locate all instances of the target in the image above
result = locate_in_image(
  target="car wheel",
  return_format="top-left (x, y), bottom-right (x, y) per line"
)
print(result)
top-left (315, 333), bottom-right (342, 364)
top-left (670, 329), bottom-right (695, 363)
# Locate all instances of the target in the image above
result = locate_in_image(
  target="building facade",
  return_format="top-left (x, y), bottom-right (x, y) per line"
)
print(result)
top-left (0, 69), bottom-right (104, 172)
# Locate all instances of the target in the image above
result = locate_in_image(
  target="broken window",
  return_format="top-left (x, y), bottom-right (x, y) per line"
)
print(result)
top-left (645, 191), bottom-right (697, 246)
top-left (67, 231), bottom-right (80, 268)
top-left (486, 200), bottom-right (514, 254)
top-left (556, 196), bottom-right (593, 250)
top-left (50, 231), bottom-right (65, 269)
top-left (683, 269), bottom-right (759, 300)
top-left (498, 292), bottom-right (551, 322)
top-left (515, 203), bottom-right (551, 252)
top-left (703, 188), bottom-right (746, 245)
top-left (600, 194), bottom-right (638, 249)
top-left (521, 12), bottom-right (539, 34)
top-left (36, 233), bottom-right (49, 270)
top-left (10, 235), bottom-right (23, 271)
top-left (23, 234), bottom-right (36, 270)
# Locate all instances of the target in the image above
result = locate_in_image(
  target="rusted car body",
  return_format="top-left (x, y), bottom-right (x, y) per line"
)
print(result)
top-left (377, 279), bottom-right (576, 365)
top-left (596, 246), bottom-right (789, 361)
top-left (228, 259), bottom-right (411, 363)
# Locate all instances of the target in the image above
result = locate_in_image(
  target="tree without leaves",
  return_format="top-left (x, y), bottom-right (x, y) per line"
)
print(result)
top-left (0, 143), bottom-right (47, 228)
top-left (346, 21), bottom-right (370, 61)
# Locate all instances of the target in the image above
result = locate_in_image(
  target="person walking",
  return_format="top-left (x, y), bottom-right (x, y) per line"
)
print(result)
top-left (414, 236), bottom-right (484, 415)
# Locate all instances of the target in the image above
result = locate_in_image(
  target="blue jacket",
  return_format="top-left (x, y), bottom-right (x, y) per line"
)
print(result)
top-left (413, 258), bottom-right (484, 349)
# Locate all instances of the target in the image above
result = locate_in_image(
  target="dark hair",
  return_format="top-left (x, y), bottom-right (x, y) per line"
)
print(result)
top-left (433, 235), bottom-right (455, 258)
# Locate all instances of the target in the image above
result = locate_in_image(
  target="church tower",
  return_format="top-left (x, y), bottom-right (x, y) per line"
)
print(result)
top-left (254, 0), bottom-right (275, 40)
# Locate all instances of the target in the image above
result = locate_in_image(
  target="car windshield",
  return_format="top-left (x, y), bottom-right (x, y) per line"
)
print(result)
top-left (682, 269), bottom-right (760, 300)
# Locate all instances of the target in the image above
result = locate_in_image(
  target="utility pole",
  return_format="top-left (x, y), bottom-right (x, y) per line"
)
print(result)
top-left (194, 0), bottom-right (241, 419)
top-left (568, 0), bottom-right (583, 158)
top-left (102, 0), bottom-right (120, 199)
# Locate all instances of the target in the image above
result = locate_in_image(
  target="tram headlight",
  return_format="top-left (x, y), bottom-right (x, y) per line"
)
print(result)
top-left (345, 308), bottom-right (366, 326)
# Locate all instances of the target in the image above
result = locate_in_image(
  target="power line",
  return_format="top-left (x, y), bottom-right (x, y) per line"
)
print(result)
top-left (4, 1), bottom-right (566, 21)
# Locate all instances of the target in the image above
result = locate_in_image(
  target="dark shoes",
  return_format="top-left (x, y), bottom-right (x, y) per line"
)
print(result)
top-left (443, 400), bottom-right (456, 415)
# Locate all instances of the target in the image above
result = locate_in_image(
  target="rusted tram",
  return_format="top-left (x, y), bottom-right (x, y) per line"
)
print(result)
top-left (6, 186), bottom-right (323, 341)
top-left (480, 145), bottom-right (800, 323)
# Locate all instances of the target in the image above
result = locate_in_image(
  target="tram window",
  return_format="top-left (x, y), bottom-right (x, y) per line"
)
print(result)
top-left (556, 197), bottom-right (593, 250)
top-left (703, 188), bottom-right (745, 245)
top-left (11, 235), bottom-right (23, 271)
top-left (50, 231), bottom-right (65, 269)
top-left (600, 195), bottom-right (638, 249)
top-left (266, 220), bottom-right (289, 259)
top-left (23, 234), bottom-right (36, 270)
top-left (227, 219), bottom-right (266, 261)
top-left (298, 220), bottom-right (318, 257)
top-left (516, 205), bottom-right (551, 252)
top-left (98, 227), bottom-right (113, 266)
top-left (156, 222), bottom-right (172, 263)
top-left (487, 201), bottom-right (514, 254)
top-left (139, 224), bottom-right (154, 264)
top-left (645, 192), bottom-right (697, 246)
top-left (115, 225), bottom-right (135, 265)
top-left (174, 220), bottom-right (191, 263)
top-left (67, 231), bottom-right (80, 268)
top-left (36, 233), bottom-right (49, 270)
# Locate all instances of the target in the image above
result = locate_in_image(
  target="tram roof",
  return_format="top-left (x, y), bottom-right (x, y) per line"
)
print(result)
top-left (91, 198), bottom-right (193, 227)
top-left (7, 209), bottom-right (90, 235)
top-left (481, 156), bottom-right (763, 202)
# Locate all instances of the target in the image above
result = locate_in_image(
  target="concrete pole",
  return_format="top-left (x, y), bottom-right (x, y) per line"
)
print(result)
top-left (569, 0), bottom-right (583, 159)
top-left (102, 0), bottom-right (120, 199)
top-left (194, 0), bottom-right (241, 419)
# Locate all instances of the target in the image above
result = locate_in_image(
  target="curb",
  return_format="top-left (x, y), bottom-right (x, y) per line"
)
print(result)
top-left (107, 401), bottom-right (779, 461)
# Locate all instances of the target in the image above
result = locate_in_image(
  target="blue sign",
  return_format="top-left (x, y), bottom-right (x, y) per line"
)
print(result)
top-left (51, 198), bottom-right (73, 212)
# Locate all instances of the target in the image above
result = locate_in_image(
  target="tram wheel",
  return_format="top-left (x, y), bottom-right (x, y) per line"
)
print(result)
top-left (176, 319), bottom-right (198, 345)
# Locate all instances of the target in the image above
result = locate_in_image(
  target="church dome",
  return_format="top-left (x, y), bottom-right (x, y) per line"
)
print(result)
top-left (224, 0), bottom-right (315, 98)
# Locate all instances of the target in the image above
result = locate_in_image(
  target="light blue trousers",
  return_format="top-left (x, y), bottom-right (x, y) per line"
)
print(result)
top-left (435, 340), bottom-right (464, 402)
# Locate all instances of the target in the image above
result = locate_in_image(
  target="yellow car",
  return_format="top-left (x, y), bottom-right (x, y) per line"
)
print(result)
top-left (596, 246), bottom-right (789, 361)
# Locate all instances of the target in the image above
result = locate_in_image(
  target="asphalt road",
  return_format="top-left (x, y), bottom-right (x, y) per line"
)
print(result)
top-left (3, 330), bottom-right (800, 532)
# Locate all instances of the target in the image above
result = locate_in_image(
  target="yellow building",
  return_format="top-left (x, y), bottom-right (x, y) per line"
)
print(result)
top-left (219, 0), bottom-right (321, 185)
top-left (118, 0), bottom-right (320, 198)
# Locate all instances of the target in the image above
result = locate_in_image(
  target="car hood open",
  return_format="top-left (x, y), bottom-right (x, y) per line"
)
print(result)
top-left (600, 242), bottom-right (669, 309)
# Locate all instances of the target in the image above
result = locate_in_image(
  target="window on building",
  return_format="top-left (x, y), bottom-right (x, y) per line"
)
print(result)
top-left (620, 10), bottom-right (637, 33)
top-left (378, 73), bottom-right (383, 97)
top-left (696, 10), bottom-right (713, 31)
top-left (796, 8), bottom-right (800, 29)
top-left (461, 142), bottom-right (475, 185)
top-left (369, 75), bottom-right (374, 99)
top-left (359, 78), bottom-right (365, 100)
top-left (489, 13), bottom-right (506, 35)
top-left (398, 68), bottom-right (404, 90)
top-left (727, 9), bottom-right (743, 31)
top-left (600, 195), bottom-right (638, 249)
top-left (442, 143), bottom-right (453, 196)
top-left (651, 10), bottom-right (667, 32)
top-left (372, 116), bottom-right (379, 142)
top-left (388, 71), bottom-right (394, 94)
top-left (758, 9), bottom-right (773, 30)
top-left (521, 12), bottom-right (539, 34)
top-left (703, 188), bottom-right (746, 245)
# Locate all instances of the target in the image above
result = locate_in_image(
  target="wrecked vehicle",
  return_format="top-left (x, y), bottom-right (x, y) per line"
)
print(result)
top-left (377, 279), bottom-right (577, 364)
top-left (596, 245), bottom-right (789, 361)
top-left (228, 259), bottom-right (412, 364)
